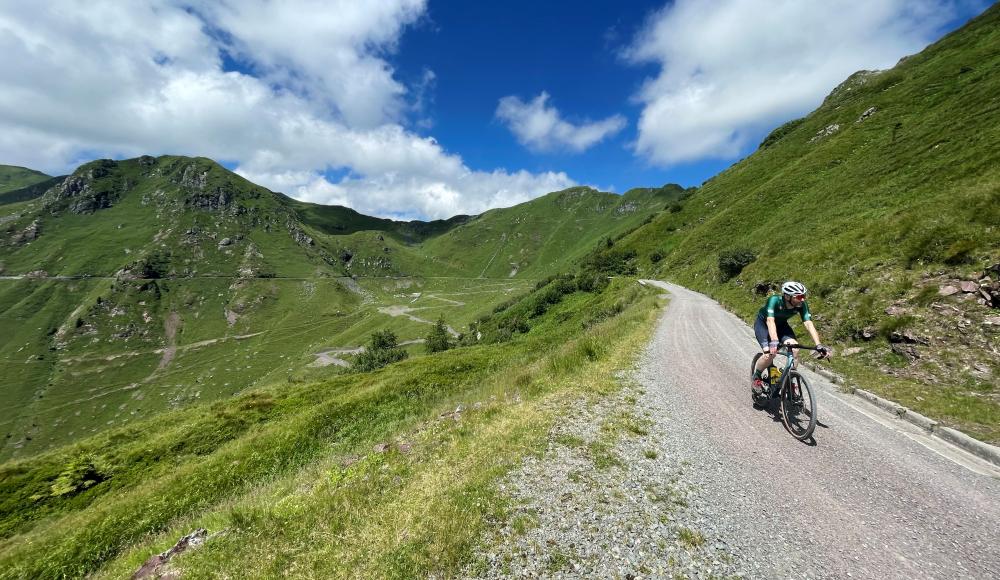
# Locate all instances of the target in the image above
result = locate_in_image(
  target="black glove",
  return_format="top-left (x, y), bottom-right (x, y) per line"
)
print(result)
top-left (815, 344), bottom-right (831, 359)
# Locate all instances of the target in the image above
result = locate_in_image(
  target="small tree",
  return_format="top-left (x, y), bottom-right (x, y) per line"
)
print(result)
top-left (353, 329), bottom-right (408, 372)
top-left (425, 317), bottom-right (453, 353)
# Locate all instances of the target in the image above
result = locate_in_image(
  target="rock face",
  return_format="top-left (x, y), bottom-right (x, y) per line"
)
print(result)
top-left (47, 159), bottom-right (123, 214)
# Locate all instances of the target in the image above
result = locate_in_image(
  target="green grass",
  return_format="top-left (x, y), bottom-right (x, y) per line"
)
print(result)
top-left (616, 4), bottom-right (1000, 442)
top-left (0, 166), bottom-right (51, 196)
top-left (0, 275), bottom-right (662, 578)
top-left (1, 154), bottom-right (670, 460)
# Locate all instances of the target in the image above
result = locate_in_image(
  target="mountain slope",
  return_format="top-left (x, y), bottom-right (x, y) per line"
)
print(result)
top-left (618, 4), bottom-right (1000, 441)
top-left (0, 156), bottom-right (673, 459)
top-left (0, 165), bottom-right (50, 195)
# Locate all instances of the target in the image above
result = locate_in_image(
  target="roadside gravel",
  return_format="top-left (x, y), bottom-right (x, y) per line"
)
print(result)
top-left (469, 376), bottom-right (741, 579)
top-left (469, 281), bottom-right (1000, 579)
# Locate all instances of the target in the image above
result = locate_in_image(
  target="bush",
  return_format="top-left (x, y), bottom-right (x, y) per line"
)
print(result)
top-left (649, 251), bottom-right (664, 264)
top-left (718, 248), bottom-right (757, 281)
top-left (425, 317), bottom-right (453, 354)
top-left (353, 330), bottom-right (408, 372)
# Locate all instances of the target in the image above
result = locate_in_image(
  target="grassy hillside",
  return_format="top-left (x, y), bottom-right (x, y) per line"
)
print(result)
top-left (0, 261), bottom-right (661, 578)
top-left (0, 156), bottom-right (669, 460)
top-left (619, 4), bottom-right (1000, 442)
top-left (0, 166), bottom-right (50, 195)
top-left (420, 185), bottom-right (680, 278)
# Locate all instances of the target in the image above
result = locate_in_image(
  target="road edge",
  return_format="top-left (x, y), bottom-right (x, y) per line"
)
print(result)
top-left (801, 361), bottom-right (1000, 468)
top-left (638, 279), bottom-right (1000, 470)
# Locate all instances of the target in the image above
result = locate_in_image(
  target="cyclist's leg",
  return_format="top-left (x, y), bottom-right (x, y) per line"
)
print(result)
top-left (753, 316), bottom-right (773, 374)
top-left (776, 321), bottom-right (800, 373)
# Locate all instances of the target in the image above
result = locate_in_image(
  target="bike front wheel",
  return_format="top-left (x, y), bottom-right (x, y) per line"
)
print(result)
top-left (780, 371), bottom-right (816, 440)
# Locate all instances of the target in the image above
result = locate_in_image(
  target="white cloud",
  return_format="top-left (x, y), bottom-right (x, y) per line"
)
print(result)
top-left (0, 0), bottom-right (575, 219)
top-left (496, 92), bottom-right (627, 153)
top-left (625, 0), bottom-right (982, 165)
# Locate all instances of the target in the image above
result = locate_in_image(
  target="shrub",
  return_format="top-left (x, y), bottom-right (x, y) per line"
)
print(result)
top-left (718, 248), bottom-right (757, 281)
top-left (353, 330), bottom-right (408, 372)
top-left (425, 317), bottom-right (453, 353)
top-left (49, 456), bottom-right (107, 498)
top-left (649, 251), bottom-right (664, 264)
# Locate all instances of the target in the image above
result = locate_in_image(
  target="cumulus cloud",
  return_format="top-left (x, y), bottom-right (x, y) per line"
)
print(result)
top-left (0, 0), bottom-right (574, 219)
top-left (496, 92), bottom-right (627, 153)
top-left (625, 0), bottom-right (982, 165)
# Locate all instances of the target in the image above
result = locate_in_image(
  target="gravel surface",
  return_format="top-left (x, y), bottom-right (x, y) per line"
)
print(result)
top-left (469, 282), bottom-right (1000, 579)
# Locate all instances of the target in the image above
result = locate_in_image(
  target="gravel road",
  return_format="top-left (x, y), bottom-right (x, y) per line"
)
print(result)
top-left (636, 281), bottom-right (1000, 579)
top-left (471, 281), bottom-right (1000, 579)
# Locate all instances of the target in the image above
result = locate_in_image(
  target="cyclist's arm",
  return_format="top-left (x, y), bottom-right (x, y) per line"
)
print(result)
top-left (766, 317), bottom-right (778, 342)
top-left (803, 319), bottom-right (821, 346)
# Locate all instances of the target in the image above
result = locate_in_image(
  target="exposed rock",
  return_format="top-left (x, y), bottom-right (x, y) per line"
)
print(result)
top-left (809, 123), bottom-right (841, 143)
top-left (752, 281), bottom-right (776, 296)
top-left (841, 347), bottom-right (863, 357)
top-left (960, 280), bottom-right (979, 293)
top-left (11, 220), bottom-right (40, 244)
top-left (218, 237), bottom-right (232, 247)
top-left (132, 528), bottom-right (209, 579)
top-left (856, 106), bottom-right (877, 123)
top-left (891, 343), bottom-right (920, 361)
top-left (889, 330), bottom-right (928, 345)
top-left (984, 316), bottom-right (1000, 326)
top-left (884, 305), bottom-right (908, 316)
top-left (854, 328), bottom-right (876, 341)
top-left (25, 270), bottom-right (48, 278)
top-left (938, 285), bottom-right (960, 296)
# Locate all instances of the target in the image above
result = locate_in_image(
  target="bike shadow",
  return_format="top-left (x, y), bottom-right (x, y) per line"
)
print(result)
top-left (755, 399), bottom-right (823, 447)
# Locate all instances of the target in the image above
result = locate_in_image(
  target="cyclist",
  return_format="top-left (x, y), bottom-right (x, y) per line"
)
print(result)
top-left (752, 281), bottom-right (830, 394)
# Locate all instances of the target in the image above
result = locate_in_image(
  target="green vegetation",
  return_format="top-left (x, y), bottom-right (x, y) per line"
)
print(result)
top-left (618, 4), bottom-right (1000, 442)
top-left (718, 248), bottom-right (757, 282)
top-left (352, 329), bottom-right (409, 372)
top-left (0, 270), bottom-right (661, 578)
top-left (425, 316), bottom-right (453, 353)
top-left (0, 165), bottom-right (50, 196)
top-left (0, 154), bottom-right (668, 460)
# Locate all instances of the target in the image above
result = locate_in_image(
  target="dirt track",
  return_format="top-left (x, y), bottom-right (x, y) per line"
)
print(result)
top-left (637, 281), bottom-right (1000, 579)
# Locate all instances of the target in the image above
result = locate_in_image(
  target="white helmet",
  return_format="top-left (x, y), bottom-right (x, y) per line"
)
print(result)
top-left (781, 280), bottom-right (807, 296)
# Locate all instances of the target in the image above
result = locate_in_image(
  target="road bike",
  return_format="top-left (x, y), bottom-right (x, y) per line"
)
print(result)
top-left (750, 344), bottom-right (824, 441)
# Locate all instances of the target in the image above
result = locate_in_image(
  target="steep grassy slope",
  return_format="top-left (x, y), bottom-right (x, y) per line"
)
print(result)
top-left (0, 266), bottom-right (661, 578)
top-left (620, 4), bottom-right (1000, 442)
top-left (420, 185), bottom-right (681, 278)
top-left (0, 166), bottom-right (50, 195)
top-left (0, 156), bottom-right (669, 460)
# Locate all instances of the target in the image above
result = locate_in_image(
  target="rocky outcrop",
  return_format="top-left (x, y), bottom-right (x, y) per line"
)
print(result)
top-left (11, 219), bottom-right (40, 244)
top-left (46, 159), bottom-right (123, 214)
top-left (809, 123), bottom-right (841, 143)
top-left (856, 106), bottom-right (878, 123)
top-left (132, 528), bottom-right (211, 579)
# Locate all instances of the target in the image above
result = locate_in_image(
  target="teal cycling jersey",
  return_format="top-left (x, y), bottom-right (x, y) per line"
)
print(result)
top-left (756, 294), bottom-right (811, 322)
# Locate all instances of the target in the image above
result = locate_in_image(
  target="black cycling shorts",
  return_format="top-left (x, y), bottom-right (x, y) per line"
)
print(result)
top-left (754, 315), bottom-right (796, 350)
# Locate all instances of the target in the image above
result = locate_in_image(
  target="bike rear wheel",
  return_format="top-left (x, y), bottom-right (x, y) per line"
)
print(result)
top-left (780, 371), bottom-right (816, 440)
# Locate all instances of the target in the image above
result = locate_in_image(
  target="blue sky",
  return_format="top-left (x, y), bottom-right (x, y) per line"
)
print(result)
top-left (390, 1), bottom-right (733, 192)
top-left (0, 0), bottom-right (990, 219)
